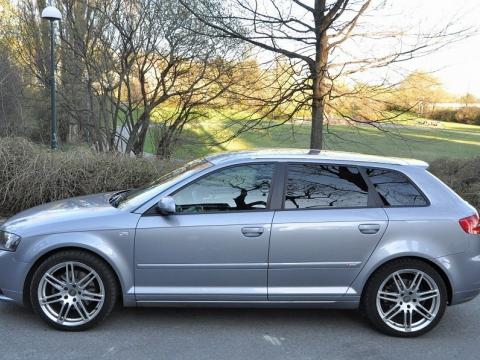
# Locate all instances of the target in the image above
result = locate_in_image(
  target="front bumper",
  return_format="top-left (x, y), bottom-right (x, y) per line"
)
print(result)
top-left (0, 250), bottom-right (31, 305)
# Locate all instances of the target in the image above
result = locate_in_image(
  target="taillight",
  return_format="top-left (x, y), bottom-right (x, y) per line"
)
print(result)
top-left (459, 214), bottom-right (480, 234)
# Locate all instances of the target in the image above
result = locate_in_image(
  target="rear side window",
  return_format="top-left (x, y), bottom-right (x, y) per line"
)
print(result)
top-left (365, 168), bottom-right (428, 207)
top-left (284, 164), bottom-right (369, 209)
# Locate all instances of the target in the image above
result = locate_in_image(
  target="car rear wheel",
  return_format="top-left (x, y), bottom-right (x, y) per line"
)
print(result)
top-left (363, 259), bottom-right (447, 337)
top-left (30, 250), bottom-right (118, 331)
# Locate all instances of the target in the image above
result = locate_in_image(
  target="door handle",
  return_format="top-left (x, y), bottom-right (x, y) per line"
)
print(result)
top-left (358, 224), bottom-right (381, 234)
top-left (241, 227), bottom-right (264, 237)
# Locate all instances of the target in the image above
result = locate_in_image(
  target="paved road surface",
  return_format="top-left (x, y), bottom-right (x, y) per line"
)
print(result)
top-left (0, 297), bottom-right (479, 360)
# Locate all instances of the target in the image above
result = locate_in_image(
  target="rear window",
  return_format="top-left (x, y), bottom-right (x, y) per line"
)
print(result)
top-left (365, 168), bottom-right (428, 207)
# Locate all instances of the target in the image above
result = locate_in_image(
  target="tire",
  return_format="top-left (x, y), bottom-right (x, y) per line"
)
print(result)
top-left (363, 258), bottom-right (447, 337)
top-left (30, 250), bottom-right (118, 331)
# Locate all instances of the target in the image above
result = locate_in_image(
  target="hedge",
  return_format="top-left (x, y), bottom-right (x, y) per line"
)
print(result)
top-left (429, 157), bottom-right (480, 212)
top-left (0, 137), bottom-right (174, 216)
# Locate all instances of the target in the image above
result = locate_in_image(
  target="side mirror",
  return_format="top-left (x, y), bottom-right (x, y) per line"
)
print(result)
top-left (156, 196), bottom-right (176, 215)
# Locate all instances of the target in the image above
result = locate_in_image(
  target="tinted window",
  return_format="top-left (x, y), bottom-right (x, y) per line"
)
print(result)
top-left (173, 164), bottom-right (274, 213)
top-left (284, 164), bottom-right (369, 209)
top-left (365, 168), bottom-right (428, 207)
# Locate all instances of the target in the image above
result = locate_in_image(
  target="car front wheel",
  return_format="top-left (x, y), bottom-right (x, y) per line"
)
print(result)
top-left (363, 259), bottom-right (447, 337)
top-left (30, 250), bottom-right (118, 331)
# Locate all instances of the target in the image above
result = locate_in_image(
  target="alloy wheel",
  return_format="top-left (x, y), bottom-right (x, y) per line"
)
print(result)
top-left (37, 261), bottom-right (105, 327)
top-left (376, 269), bottom-right (441, 333)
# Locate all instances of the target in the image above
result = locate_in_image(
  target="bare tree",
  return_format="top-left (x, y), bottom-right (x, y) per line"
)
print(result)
top-left (101, 0), bottom-right (245, 156)
top-left (180, 0), bottom-right (473, 149)
top-left (0, 0), bottom-right (25, 136)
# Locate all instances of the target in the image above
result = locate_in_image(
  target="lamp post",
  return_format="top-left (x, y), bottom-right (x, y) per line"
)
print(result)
top-left (41, 6), bottom-right (62, 150)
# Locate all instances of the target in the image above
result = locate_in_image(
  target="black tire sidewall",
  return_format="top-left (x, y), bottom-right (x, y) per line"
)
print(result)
top-left (363, 259), bottom-right (447, 337)
top-left (30, 250), bottom-right (118, 331)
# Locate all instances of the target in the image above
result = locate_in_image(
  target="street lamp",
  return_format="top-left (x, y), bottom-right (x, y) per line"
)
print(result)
top-left (41, 6), bottom-right (62, 150)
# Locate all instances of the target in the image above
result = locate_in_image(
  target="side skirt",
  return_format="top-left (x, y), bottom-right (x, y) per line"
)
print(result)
top-left (134, 300), bottom-right (360, 309)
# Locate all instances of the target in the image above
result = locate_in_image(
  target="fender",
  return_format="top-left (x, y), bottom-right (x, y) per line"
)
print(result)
top-left (18, 231), bottom-right (136, 306)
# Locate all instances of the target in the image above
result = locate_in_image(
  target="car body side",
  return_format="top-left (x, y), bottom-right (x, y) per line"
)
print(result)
top-left (0, 155), bottom-right (479, 308)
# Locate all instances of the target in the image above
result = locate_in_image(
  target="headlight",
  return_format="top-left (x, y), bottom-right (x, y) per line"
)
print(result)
top-left (0, 231), bottom-right (21, 251)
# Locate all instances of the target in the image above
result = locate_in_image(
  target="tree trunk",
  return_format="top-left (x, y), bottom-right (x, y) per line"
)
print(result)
top-left (310, 79), bottom-right (325, 150)
top-left (155, 129), bottom-right (176, 159)
top-left (133, 120), bottom-right (149, 155)
top-left (310, 1), bottom-right (330, 150)
top-left (124, 110), bottom-right (151, 156)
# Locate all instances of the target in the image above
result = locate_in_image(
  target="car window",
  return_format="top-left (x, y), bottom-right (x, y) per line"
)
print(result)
top-left (115, 158), bottom-right (212, 209)
top-left (365, 168), bottom-right (428, 207)
top-left (284, 164), bottom-right (369, 209)
top-left (173, 164), bottom-right (275, 213)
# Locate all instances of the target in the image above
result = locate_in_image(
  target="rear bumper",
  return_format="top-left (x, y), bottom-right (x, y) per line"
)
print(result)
top-left (436, 236), bottom-right (480, 305)
top-left (0, 251), bottom-right (31, 306)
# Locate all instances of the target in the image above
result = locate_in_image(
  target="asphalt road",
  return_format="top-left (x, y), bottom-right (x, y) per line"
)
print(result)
top-left (0, 298), bottom-right (479, 360)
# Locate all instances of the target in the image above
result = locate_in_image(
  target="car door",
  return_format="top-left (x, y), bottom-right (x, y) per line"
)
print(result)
top-left (135, 162), bottom-right (278, 302)
top-left (268, 162), bottom-right (388, 301)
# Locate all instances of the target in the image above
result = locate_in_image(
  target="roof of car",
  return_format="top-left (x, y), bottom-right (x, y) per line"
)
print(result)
top-left (206, 149), bottom-right (429, 168)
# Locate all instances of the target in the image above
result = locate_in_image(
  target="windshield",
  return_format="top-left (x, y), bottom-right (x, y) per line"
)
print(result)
top-left (111, 158), bottom-right (213, 209)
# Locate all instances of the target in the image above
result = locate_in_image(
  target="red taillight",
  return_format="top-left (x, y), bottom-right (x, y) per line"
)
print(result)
top-left (459, 214), bottom-right (480, 234)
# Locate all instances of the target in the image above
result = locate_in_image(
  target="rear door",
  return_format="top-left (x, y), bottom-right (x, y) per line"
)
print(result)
top-left (268, 163), bottom-right (388, 301)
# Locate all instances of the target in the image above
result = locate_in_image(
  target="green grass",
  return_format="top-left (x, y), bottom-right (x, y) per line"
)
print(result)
top-left (143, 115), bottom-right (480, 162)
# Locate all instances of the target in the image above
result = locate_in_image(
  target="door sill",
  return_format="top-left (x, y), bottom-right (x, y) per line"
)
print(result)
top-left (135, 300), bottom-right (359, 309)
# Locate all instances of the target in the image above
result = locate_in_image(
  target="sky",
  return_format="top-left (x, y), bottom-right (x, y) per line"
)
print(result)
top-left (6, 0), bottom-right (479, 97)
top-left (251, 0), bottom-right (480, 97)
top-left (363, 0), bottom-right (480, 97)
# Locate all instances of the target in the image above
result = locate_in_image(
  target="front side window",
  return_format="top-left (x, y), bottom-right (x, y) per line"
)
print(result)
top-left (365, 168), bottom-right (428, 207)
top-left (284, 164), bottom-right (369, 209)
top-left (173, 164), bottom-right (275, 213)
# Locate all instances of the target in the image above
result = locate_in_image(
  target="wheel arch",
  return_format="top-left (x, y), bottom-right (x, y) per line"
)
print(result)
top-left (22, 246), bottom-right (123, 307)
top-left (358, 255), bottom-right (453, 305)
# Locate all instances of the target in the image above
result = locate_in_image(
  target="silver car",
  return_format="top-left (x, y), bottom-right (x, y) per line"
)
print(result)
top-left (0, 150), bottom-right (479, 336)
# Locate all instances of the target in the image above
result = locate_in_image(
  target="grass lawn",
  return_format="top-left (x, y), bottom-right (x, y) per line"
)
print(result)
top-left (144, 116), bottom-right (480, 162)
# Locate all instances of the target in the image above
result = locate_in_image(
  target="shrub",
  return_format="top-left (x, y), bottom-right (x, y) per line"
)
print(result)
top-left (0, 137), bottom-right (176, 217)
top-left (454, 107), bottom-right (480, 125)
top-left (429, 157), bottom-right (480, 211)
top-left (427, 107), bottom-right (480, 125)
top-left (427, 109), bottom-right (456, 123)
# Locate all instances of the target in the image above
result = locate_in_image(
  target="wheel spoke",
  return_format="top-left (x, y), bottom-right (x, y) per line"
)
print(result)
top-left (57, 302), bottom-right (72, 323)
top-left (383, 304), bottom-right (402, 321)
top-left (378, 291), bottom-right (399, 302)
top-left (74, 301), bottom-right (90, 321)
top-left (81, 290), bottom-right (104, 302)
top-left (65, 262), bottom-right (75, 284)
top-left (404, 310), bottom-right (413, 331)
top-left (45, 273), bottom-right (67, 291)
top-left (77, 271), bottom-right (95, 289)
top-left (78, 299), bottom-right (91, 319)
top-left (410, 272), bottom-right (423, 292)
top-left (417, 289), bottom-right (439, 302)
top-left (41, 293), bottom-right (63, 305)
top-left (414, 303), bottom-right (434, 320)
top-left (392, 272), bottom-right (406, 292)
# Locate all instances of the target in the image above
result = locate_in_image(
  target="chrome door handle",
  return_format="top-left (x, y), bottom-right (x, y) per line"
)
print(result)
top-left (358, 224), bottom-right (381, 234)
top-left (241, 227), bottom-right (264, 237)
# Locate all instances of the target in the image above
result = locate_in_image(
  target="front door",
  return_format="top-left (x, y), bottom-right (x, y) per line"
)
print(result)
top-left (268, 163), bottom-right (388, 301)
top-left (135, 163), bottom-right (276, 302)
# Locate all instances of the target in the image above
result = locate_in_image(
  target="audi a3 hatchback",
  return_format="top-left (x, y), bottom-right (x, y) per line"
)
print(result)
top-left (0, 149), bottom-right (479, 336)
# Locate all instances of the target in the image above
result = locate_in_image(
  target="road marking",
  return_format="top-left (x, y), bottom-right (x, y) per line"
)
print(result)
top-left (263, 335), bottom-right (282, 346)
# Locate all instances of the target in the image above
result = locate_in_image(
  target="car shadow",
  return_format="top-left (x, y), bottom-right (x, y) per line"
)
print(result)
top-left (0, 302), bottom-right (373, 333)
